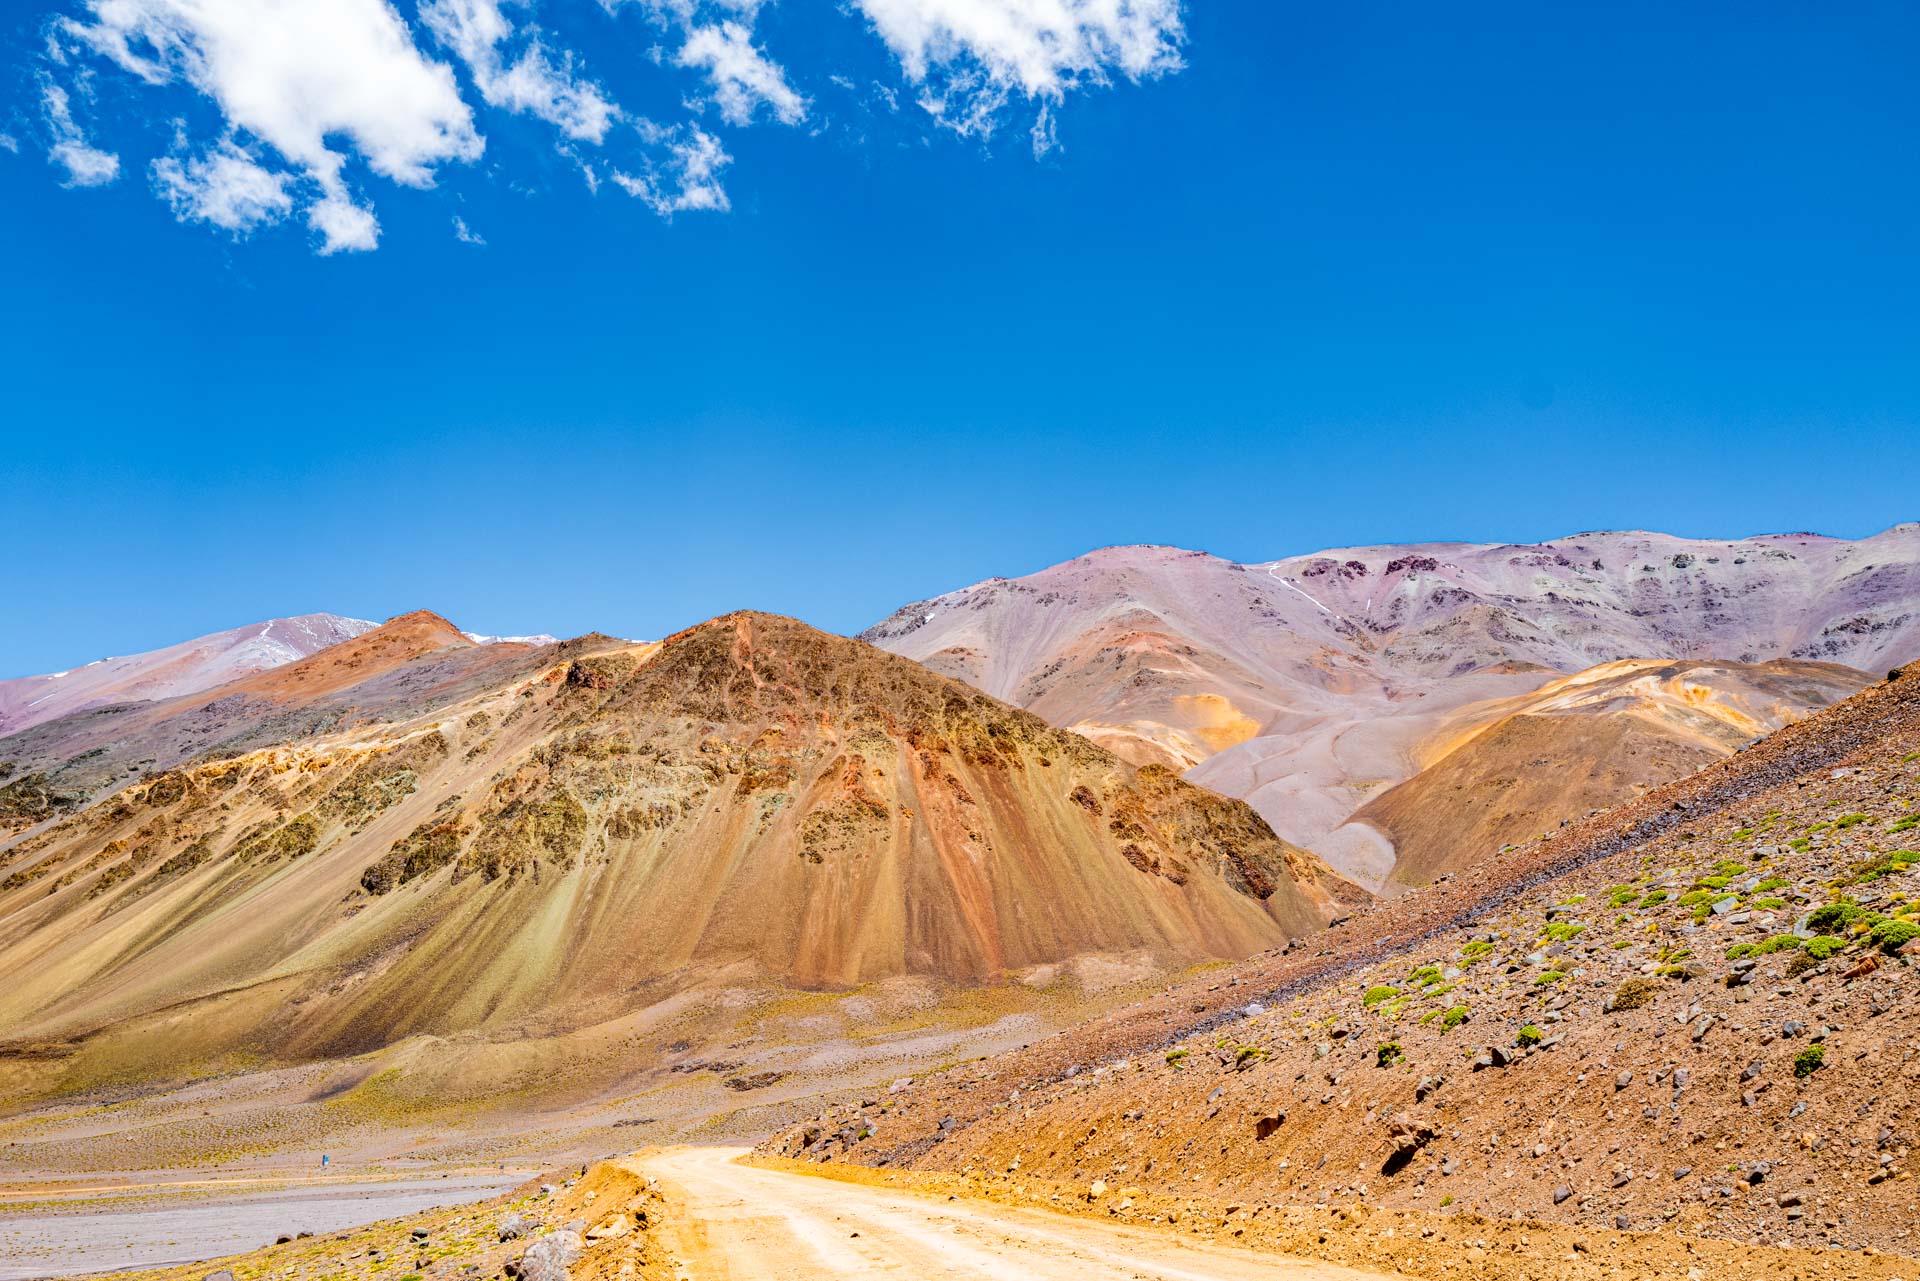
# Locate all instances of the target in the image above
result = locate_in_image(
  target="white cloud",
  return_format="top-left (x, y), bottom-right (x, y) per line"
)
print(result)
top-left (36, 0), bottom-right (1189, 250)
top-left (853, 0), bottom-right (1184, 137)
top-left (611, 122), bottom-right (729, 216)
top-left (151, 136), bottom-right (293, 233)
top-left (58, 0), bottom-right (482, 250)
top-left (676, 21), bottom-right (805, 126)
top-left (420, 0), bottom-right (619, 143)
top-left (42, 80), bottom-right (120, 186)
top-left (309, 192), bottom-right (381, 254)
top-left (0, 132), bottom-right (20, 154)
top-left (452, 213), bottom-right (486, 244)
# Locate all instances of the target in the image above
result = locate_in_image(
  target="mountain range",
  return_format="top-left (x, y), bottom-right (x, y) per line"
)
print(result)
top-left (1, 523), bottom-right (1915, 1177)
top-left (864, 525), bottom-right (1918, 886)
top-left (0, 609), bottom-right (1358, 1154)
top-left (0, 613), bottom-right (374, 739)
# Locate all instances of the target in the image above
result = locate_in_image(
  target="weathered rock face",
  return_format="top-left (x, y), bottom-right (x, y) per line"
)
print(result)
top-left (0, 611), bottom-right (1363, 1108)
top-left (863, 527), bottom-right (1919, 886)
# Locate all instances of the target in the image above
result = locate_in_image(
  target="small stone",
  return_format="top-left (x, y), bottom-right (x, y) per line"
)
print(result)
top-left (1615, 1071), bottom-right (1633, 1091)
top-left (1673, 1167), bottom-right (1692, 1180)
top-left (1552, 1184), bottom-right (1573, 1205)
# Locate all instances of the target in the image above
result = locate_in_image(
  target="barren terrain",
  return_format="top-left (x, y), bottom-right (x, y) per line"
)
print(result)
top-left (866, 527), bottom-right (1919, 886)
top-left (765, 666), bottom-right (1920, 1268)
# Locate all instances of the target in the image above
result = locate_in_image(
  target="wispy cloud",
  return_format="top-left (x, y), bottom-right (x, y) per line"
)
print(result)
top-left (151, 136), bottom-right (294, 234)
top-left (42, 80), bottom-right (119, 187)
top-left (611, 122), bottom-right (730, 216)
top-left (420, 0), bottom-right (619, 143)
top-left (853, 0), bottom-right (1186, 142)
top-left (676, 21), bottom-right (806, 126)
top-left (452, 214), bottom-right (486, 244)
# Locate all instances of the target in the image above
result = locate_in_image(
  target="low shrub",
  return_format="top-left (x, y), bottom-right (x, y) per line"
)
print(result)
top-left (1610, 978), bottom-right (1660, 1011)
top-left (1801, 935), bottom-right (1850, 961)
top-left (1807, 901), bottom-right (1866, 934)
top-left (1870, 919), bottom-right (1920, 954)
top-left (1793, 1044), bottom-right (1826, 1078)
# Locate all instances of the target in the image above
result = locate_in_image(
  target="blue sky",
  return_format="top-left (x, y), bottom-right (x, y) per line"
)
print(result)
top-left (2, 2), bottom-right (1916, 677)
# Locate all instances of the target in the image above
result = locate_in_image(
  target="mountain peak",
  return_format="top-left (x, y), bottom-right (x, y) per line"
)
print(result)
top-left (375, 609), bottom-right (469, 642)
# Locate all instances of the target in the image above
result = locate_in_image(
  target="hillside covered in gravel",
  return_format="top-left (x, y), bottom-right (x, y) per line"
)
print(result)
top-left (764, 663), bottom-right (1920, 1264)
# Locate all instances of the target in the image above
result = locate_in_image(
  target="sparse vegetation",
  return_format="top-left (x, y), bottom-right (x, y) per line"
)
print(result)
top-left (1794, 1044), bottom-right (1826, 1078)
top-left (1725, 935), bottom-right (1800, 961)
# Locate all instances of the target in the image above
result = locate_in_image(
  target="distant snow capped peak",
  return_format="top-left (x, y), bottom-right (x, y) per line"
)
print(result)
top-left (463, 631), bottom-right (560, 647)
top-left (1, 612), bottom-right (377, 738)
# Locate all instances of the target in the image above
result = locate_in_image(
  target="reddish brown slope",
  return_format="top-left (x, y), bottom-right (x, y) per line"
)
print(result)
top-left (765, 663), bottom-right (1920, 1258)
top-left (1355, 658), bottom-right (1870, 890)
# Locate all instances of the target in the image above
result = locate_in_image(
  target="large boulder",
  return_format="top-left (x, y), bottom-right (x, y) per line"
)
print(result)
top-left (516, 1230), bottom-right (583, 1281)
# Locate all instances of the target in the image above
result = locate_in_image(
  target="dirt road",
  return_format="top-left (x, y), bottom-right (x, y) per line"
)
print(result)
top-left (644, 1147), bottom-right (1410, 1281)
